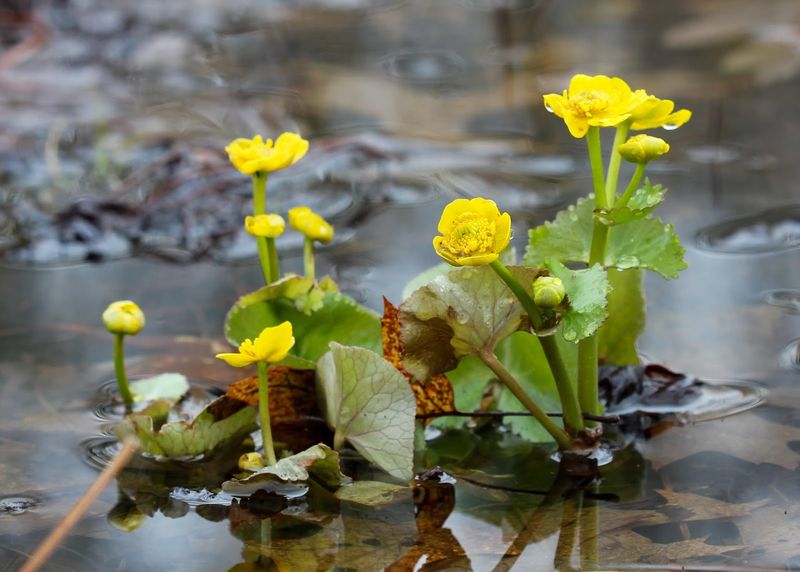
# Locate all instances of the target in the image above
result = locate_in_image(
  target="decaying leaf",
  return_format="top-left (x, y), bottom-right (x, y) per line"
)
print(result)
top-left (382, 298), bottom-right (456, 423)
top-left (226, 366), bottom-right (322, 423)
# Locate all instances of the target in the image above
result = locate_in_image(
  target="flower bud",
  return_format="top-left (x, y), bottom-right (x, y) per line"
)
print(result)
top-left (102, 300), bottom-right (145, 336)
top-left (618, 134), bottom-right (670, 164)
top-left (288, 206), bottom-right (334, 244)
top-left (245, 213), bottom-right (285, 238)
top-left (238, 452), bottom-right (265, 471)
top-left (533, 276), bottom-right (566, 308)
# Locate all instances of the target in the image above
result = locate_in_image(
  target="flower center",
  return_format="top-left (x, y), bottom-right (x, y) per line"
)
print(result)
top-left (570, 91), bottom-right (612, 118)
top-left (443, 213), bottom-right (495, 257)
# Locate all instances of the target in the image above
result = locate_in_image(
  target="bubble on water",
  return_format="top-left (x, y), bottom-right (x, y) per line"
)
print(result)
top-left (1, 496), bottom-right (41, 515)
top-left (696, 207), bottom-right (800, 254)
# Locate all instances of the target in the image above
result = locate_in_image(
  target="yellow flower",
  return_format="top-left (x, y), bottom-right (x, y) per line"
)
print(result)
top-left (225, 132), bottom-right (309, 175)
top-left (288, 206), bottom-right (334, 244)
top-left (245, 214), bottom-right (285, 238)
top-left (216, 322), bottom-right (295, 367)
top-left (543, 74), bottom-right (647, 138)
top-left (433, 198), bottom-right (511, 266)
top-left (618, 134), bottom-right (670, 163)
top-left (630, 94), bottom-right (691, 130)
top-left (102, 300), bottom-right (145, 336)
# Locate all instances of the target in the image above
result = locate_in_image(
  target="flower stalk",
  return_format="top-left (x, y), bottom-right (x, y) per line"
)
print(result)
top-left (257, 362), bottom-right (277, 466)
top-left (102, 300), bottom-right (145, 412)
top-left (303, 237), bottom-right (316, 280)
top-left (113, 333), bottom-right (133, 411)
top-left (252, 173), bottom-right (279, 284)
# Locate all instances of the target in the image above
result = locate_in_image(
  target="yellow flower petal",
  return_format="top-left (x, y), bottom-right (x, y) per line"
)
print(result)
top-left (433, 198), bottom-right (511, 267)
top-left (216, 322), bottom-right (295, 367)
top-left (215, 352), bottom-right (257, 367)
top-left (225, 132), bottom-right (309, 175)
top-left (245, 214), bottom-right (285, 238)
top-left (288, 206), bottom-right (334, 243)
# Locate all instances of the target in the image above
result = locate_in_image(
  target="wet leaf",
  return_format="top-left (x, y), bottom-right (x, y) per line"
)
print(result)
top-left (599, 269), bottom-right (645, 365)
top-left (222, 444), bottom-right (350, 496)
top-left (316, 343), bottom-right (416, 482)
top-left (225, 276), bottom-right (381, 364)
top-left (399, 265), bottom-right (541, 381)
top-left (595, 180), bottom-right (667, 225)
top-left (382, 298), bottom-right (456, 422)
top-left (334, 480), bottom-right (411, 506)
top-left (129, 373), bottom-right (190, 403)
top-left (226, 366), bottom-right (322, 423)
top-left (116, 395), bottom-right (257, 459)
top-left (546, 260), bottom-right (609, 343)
top-left (525, 195), bottom-right (687, 279)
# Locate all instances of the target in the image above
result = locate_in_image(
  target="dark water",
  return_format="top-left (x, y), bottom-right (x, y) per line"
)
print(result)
top-left (3, 0), bottom-right (800, 570)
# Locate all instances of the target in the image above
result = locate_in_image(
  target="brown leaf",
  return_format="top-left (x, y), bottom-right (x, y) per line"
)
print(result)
top-left (226, 366), bottom-right (322, 423)
top-left (382, 297), bottom-right (456, 423)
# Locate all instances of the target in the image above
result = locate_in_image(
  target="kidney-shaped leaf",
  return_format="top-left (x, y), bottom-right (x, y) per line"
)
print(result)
top-left (316, 343), bottom-right (416, 482)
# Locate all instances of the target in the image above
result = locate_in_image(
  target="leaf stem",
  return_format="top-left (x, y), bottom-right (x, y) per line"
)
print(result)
top-left (489, 260), bottom-right (584, 433)
top-left (252, 173), bottom-right (277, 284)
top-left (113, 333), bottom-right (133, 411)
top-left (479, 351), bottom-right (572, 449)
top-left (604, 122), bottom-right (630, 208)
top-left (616, 163), bottom-right (646, 209)
top-left (303, 236), bottom-right (315, 280)
top-left (257, 361), bottom-right (277, 466)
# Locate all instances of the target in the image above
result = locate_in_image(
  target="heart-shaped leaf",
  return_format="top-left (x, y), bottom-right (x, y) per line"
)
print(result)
top-left (546, 260), bottom-right (610, 343)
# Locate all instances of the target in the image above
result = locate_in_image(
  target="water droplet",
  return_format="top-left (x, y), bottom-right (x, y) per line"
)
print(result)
top-left (544, 103), bottom-right (554, 113)
top-left (662, 123), bottom-right (679, 131)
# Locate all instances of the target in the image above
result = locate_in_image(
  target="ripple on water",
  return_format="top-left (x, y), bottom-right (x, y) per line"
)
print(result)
top-left (695, 206), bottom-right (800, 254)
top-left (79, 436), bottom-right (123, 471)
top-left (780, 338), bottom-right (800, 372)
top-left (461, 0), bottom-right (542, 11)
top-left (382, 50), bottom-right (466, 84)
top-left (92, 378), bottom-right (222, 423)
top-left (0, 496), bottom-right (41, 515)
top-left (762, 289), bottom-right (800, 314)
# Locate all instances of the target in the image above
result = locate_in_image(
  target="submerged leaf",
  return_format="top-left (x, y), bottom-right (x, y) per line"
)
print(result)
top-left (595, 180), bottom-right (667, 225)
top-left (399, 265), bottom-right (541, 381)
top-left (116, 395), bottom-right (257, 459)
top-left (382, 298), bottom-right (456, 422)
top-left (316, 343), bottom-right (416, 482)
top-left (225, 276), bottom-right (381, 364)
top-left (598, 268), bottom-right (645, 365)
top-left (525, 195), bottom-right (687, 279)
top-left (222, 444), bottom-right (350, 496)
top-left (546, 260), bottom-right (610, 343)
top-left (334, 480), bottom-right (411, 507)
top-left (129, 373), bottom-right (190, 403)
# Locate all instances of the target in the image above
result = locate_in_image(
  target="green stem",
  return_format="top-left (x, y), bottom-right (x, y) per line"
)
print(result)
top-left (252, 173), bottom-right (275, 284)
top-left (577, 336), bottom-right (599, 422)
top-left (489, 260), bottom-right (584, 433)
top-left (616, 163), bottom-right (646, 209)
top-left (604, 122), bottom-right (630, 208)
top-left (257, 361), bottom-right (277, 466)
top-left (113, 333), bottom-right (133, 411)
top-left (303, 237), bottom-right (316, 280)
top-left (266, 237), bottom-right (280, 282)
top-left (479, 351), bottom-right (572, 450)
top-left (586, 127), bottom-right (606, 209)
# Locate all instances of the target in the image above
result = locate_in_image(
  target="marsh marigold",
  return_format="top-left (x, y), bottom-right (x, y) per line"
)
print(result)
top-left (225, 132), bottom-right (308, 175)
top-left (630, 94), bottom-right (691, 131)
top-left (543, 74), bottom-right (646, 138)
top-left (618, 134), bottom-right (670, 163)
top-left (245, 214), bottom-right (286, 238)
top-left (215, 322), bottom-right (295, 367)
top-left (288, 207), bottom-right (334, 244)
top-left (433, 198), bottom-right (511, 266)
top-left (102, 300), bottom-right (145, 336)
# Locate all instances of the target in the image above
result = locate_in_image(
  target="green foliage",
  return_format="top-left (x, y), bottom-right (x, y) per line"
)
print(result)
top-left (546, 260), bottom-right (610, 343)
top-left (316, 343), bottom-right (416, 482)
top-left (525, 195), bottom-right (687, 279)
top-left (399, 265), bottom-right (541, 381)
top-left (595, 180), bottom-right (666, 225)
top-left (116, 396), bottom-right (257, 459)
top-left (598, 268), bottom-right (645, 365)
top-left (129, 373), bottom-right (190, 403)
top-left (225, 277), bottom-right (381, 365)
top-left (222, 444), bottom-right (351, 496)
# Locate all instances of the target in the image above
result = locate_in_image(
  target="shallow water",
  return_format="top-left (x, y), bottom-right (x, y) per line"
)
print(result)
top-left (2, 0), bottom-right (800, 570)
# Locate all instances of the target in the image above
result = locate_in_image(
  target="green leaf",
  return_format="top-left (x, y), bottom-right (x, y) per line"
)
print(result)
top-left (546, 261), bottom-right (610, 343)
top-left (225, 278), bottom-right (381, 364)
top-left (399, 265), bottom-right (541, 381)
top-left (435, 332), bottom-right (569, 443)
top-left (598, 268), bottom-right (645, 365)
top-left (116, 396), bottom-right (257, 459)
top-left (222, 444), bottom-right (351, 496)
top-left (525, 195), bottom-right (687, 279)
top-left (129, 373), bottom-right (190, 403)
top-left (334, 480), bottom-right (410, 507)
top-left (595, 180), bottom-right (666, 225)
top-left (316, 343), bottom-right (416, 482)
